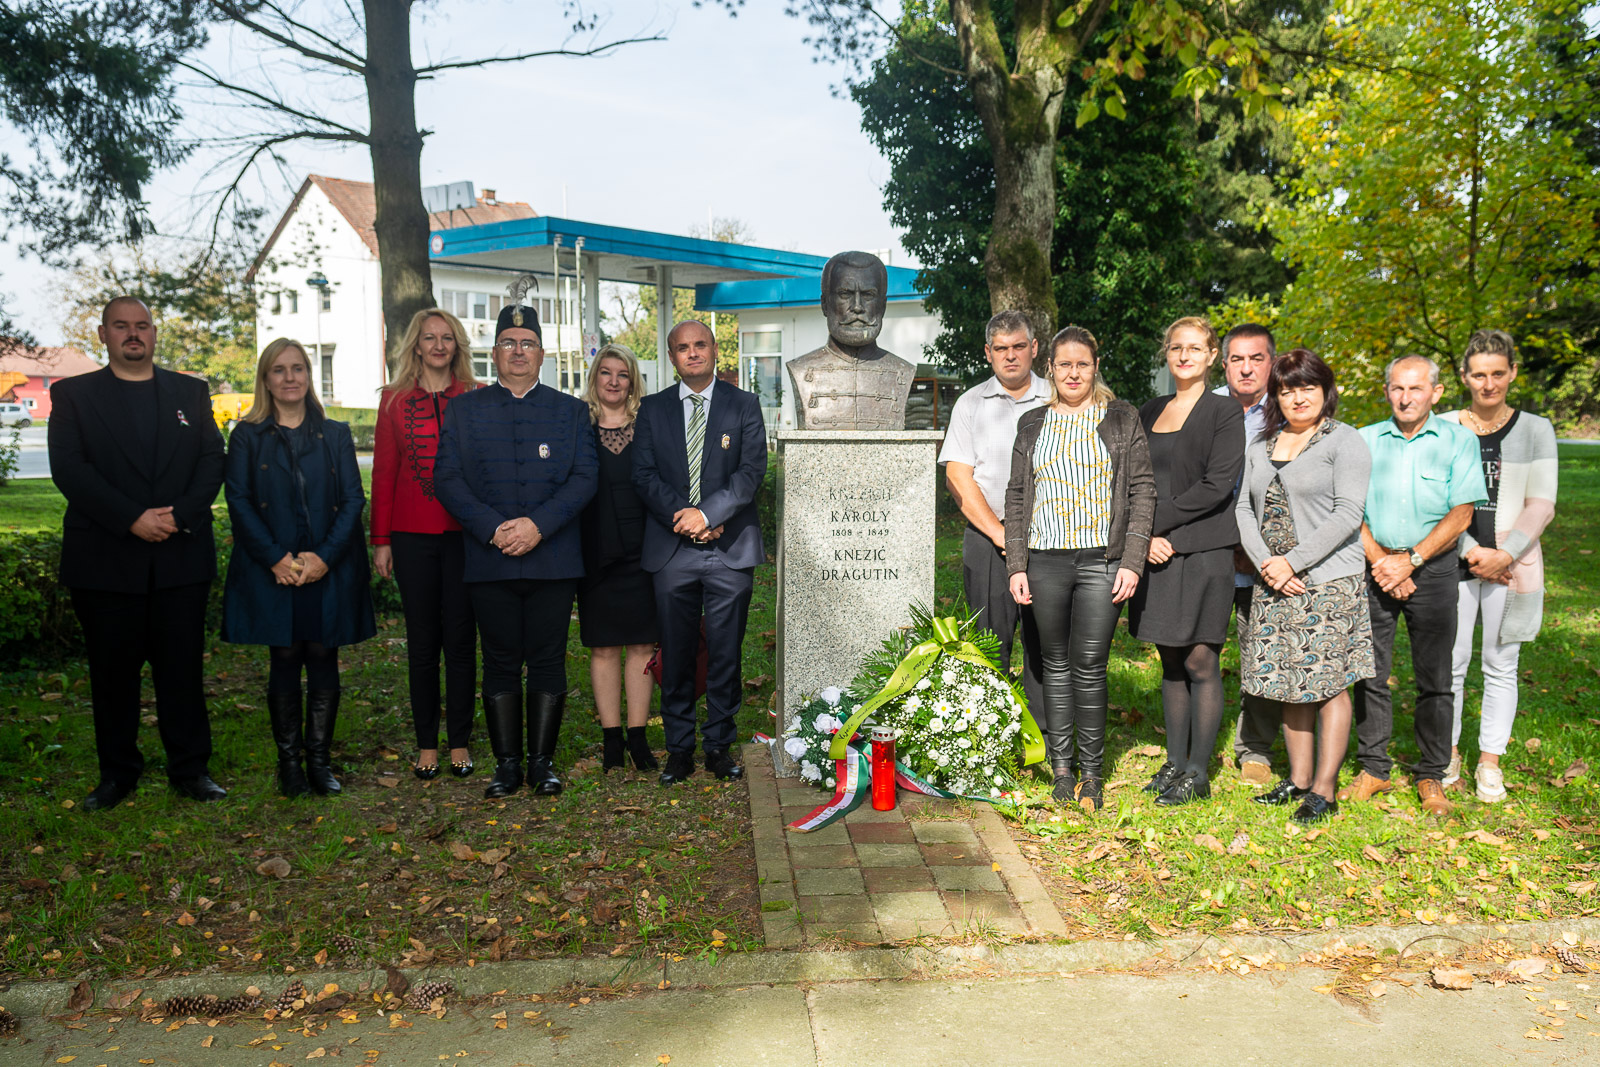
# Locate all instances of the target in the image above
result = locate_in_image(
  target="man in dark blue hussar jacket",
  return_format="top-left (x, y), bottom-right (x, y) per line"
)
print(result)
top-left (434, 303), bottom-right (597, 799)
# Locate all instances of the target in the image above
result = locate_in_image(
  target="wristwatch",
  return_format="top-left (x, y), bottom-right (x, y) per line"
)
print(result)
top-left (1407, 548), bottom-right (1425, 568)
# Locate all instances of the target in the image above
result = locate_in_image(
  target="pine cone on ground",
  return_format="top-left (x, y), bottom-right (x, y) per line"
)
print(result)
top-left (330, 933), bottom-right (361, 956)
top-left (1555, 947), bottom-right (1589, 972)
top-left (274, 979), bottom-right (307, 1013)
top-left (0, 1007), bottom-right (17, 1037)
top-left (212, 994), bottom-right (263, 1016)
top-left (406, 979), bottom-right (454, 1009)
top-left (161, 994), bottom-right (209, 1017)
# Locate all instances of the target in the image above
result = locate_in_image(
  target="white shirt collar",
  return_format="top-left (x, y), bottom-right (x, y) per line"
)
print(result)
top-left (980, 372), bottom-right (1050, 401)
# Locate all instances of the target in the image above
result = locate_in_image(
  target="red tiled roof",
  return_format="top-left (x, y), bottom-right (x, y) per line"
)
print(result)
top-left (0, 344), bottom-right (100, 377)
top-left (248, 175), bottom-right (538, 279)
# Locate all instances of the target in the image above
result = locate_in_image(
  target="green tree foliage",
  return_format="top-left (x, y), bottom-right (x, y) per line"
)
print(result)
top-left (1269, 0), bottom-right (1600, 426)
top-left (606, 286), bottom-right (739, 377)
top-left (56, 238), bottom-right (258, 390)
top-left (0, 1), bottom-right (202, 343)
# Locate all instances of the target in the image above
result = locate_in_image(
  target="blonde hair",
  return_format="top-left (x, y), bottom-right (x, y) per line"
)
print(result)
top-left (386, 308), bottom-right (477, 394)
top-left (1048, 325), bottom-right (1116, 407)
top-left (1161, 315), bottom-right (1221, 364)
top-left (245, 338), bottom-right (325, 424)
top-left (582, 343), bottom-right (645, 424)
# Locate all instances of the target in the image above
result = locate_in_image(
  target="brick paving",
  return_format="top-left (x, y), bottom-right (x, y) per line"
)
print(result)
top-left (744, 742), bottom-right (1067, 948)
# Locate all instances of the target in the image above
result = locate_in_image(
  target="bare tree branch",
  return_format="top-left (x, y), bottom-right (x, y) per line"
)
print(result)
top-left (209, 0), bottom-right (367, 74)
top-left (250, 0), bottom-right (368, 64)
top-left (862, 1), bottom-right (963, 78)
top-left (177, 59), bottom-right (370, 140)
top-left (414, 35), bottom-right (668, 75)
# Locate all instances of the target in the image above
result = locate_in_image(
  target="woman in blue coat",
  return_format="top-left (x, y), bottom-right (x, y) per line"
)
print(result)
top-left (223, 338), bottom-right (376, 796)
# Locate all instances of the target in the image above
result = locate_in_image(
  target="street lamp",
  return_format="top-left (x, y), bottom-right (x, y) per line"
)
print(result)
top-left (305, 273), bottom-right (329, 402)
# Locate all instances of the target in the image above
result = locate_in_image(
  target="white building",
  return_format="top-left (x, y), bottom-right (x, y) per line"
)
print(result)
top-left (247, 175), bottom-right (586, 408)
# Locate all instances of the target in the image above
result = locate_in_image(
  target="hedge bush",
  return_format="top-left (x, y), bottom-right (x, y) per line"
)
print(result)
top-left (0, 509), bottom-right (403, 667)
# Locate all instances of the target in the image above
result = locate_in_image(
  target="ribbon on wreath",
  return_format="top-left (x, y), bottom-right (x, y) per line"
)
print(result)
top-left (826, 615), bottom-right (1044, 767)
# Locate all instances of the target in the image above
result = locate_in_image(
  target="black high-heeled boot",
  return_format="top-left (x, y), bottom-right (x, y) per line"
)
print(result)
top-left (268, 690), bottom-right (310, 797)
top-left (526, 691), bottom-right (565, 796)
top-left (303, 689), bottom-right (342, 795)
top-left (626, 726), bottom-right (658, 771)
top-left (1076, 709), bottom-right (1106, 812)
top-left (482, 692), bottom-right (523, 799)
top-left (1050, 760), bottom-right (1077, 805)
top-left (601, 727), bottom-right (625, 772)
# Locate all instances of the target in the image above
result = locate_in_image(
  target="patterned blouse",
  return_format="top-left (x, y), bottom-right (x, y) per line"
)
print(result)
top-left (1029, 404), bottom-right (1112, 550)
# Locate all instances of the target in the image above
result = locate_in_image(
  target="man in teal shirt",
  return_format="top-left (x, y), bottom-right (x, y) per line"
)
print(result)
top-left (1343, 355), bottom-right (1487, 816)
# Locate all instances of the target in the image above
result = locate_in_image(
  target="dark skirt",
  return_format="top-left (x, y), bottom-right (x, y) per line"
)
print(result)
top-left (1127, 546), bottom-right (1235, 646)
top-left (578, 559), bottom-right (660, 647)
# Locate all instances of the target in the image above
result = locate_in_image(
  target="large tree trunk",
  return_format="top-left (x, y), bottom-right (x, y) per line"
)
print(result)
top-left (952, 0), bottom-right (1068, 346)
top-left (363, 0), bottom-right (431, 379)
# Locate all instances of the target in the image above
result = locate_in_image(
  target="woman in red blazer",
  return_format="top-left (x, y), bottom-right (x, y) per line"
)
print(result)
top-left (372, 307), bottom-right (480, 779)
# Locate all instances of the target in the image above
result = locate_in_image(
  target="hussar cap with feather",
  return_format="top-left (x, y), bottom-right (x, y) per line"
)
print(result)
top-left (497, 272), bottom-right (542, 340)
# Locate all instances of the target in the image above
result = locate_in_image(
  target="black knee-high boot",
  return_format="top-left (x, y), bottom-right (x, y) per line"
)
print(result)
top-left (482, 692), bottom-right (523, 799)
top-left (268, 690), bottom-right (310, 797)
top-left (304, 689), bottom-right (342, 795)
top-left (527, 691), bottom-right (565, 796)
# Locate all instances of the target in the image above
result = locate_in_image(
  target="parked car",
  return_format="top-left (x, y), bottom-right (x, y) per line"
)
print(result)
top-left (0, 402), bottom-right (32, 428)
top-left (211, 392), bottom-right (254, 430)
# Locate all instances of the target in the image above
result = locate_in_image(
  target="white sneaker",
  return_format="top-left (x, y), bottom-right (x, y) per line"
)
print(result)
top-left (1475, 763), bottom-right (1507, 803)
top-left (1442, 753), bottom-right (1461, 787)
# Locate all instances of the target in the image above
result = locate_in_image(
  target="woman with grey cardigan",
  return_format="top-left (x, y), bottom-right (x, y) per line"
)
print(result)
top-left (1439, 329), bottom-right (1558, 803)
top-left (1235, 349), bottom-right (1374, 824)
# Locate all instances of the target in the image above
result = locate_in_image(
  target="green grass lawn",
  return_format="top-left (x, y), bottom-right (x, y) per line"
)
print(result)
top-left (0, 449), bottom-right (1595, 982)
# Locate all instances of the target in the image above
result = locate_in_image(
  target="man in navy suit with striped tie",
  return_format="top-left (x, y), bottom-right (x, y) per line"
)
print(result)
top-left (632, 319), bottom-right (768, 784)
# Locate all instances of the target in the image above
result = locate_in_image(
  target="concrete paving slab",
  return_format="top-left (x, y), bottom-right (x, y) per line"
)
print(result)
top-left (788, 844), bottom-right (858, 868)
top-left (941, 890), bottom-right (1020, 921)
top-left (930, 865), bottom-right (1005, 892)
top-left (853, 842), bottom-right (924, 867)
top-left (861, 866), bottom-right (937, 893)
top-left (910, 821), bottom-right (979, 844)
top-left (807, 970), bottom-right (1600, 1067)
top-left (870, 891), bottom-right (949, 922)
top-left (798, 894), bottom-right (876, 923)
top-left (794, 867), bottom-right (865, 895)
top-left (919, 841), bottom-right (987, 865)
top-left (841, 804), bottom-right (904, 823)
top-left (846, 821), bottom-right (915, 843)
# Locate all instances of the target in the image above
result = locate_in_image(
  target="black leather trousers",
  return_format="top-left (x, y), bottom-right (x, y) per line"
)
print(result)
top-left (1026, 547), bottom-right (1121, 777)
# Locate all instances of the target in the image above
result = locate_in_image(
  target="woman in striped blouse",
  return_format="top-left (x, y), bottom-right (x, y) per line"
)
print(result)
top-left (1005, 326), bottom-right (1156, 810)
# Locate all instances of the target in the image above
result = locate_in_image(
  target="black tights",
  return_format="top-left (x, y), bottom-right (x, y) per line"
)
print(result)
top-left (1159, 643), bottom-right (1223, 781)
top-left (268, 642), bottom-right (340, 694)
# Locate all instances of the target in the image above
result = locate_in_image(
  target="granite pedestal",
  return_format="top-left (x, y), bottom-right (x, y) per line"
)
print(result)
top-left (774, 430), bottom-right (944, 778)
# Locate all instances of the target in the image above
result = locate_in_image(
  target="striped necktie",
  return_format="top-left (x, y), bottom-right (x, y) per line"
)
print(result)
top-left (686, 393), bottom-right (706, 505)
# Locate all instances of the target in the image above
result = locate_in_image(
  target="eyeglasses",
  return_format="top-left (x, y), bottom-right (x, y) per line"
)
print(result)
top-left (495, 339), bottom-right (542, 353)
top-left (1167, 344), bottom-right (1210, 357)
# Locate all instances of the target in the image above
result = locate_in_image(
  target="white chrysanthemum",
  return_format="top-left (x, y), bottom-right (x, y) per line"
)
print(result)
top-left (993, 773), bottom-right (1005, 786)
top-left (940, 669), bottom-right (957, 685)
top-left (826, 776), bottom-right (836, 788)
top-left (990, 787), bottom-right (1001, 798)
top-left (933, 699), bottom-right (954, 718)
top-left (813, 713), bottom-right (840, 735)
top-left (935, 752), bottom-right (950, 766)
top-left (903, 694), bottom-right (922, 713)
top-left (957, 736), bottom-right (972, 750)
top-left (928, 716), bottom-right (946, 734)
top-left (820, 686), bottom-right (842, 706)
top-left (977, 721), bottom-right (991, 736)
top-left (784, 737), bottom-right (809, 759)
top-left (800, 760), bottom-right (822, 782)
top-left (915, 677), bottom-right (932, 690)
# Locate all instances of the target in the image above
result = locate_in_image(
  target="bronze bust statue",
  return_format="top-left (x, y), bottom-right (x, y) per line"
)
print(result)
top-left (787, 251), bottom-right (915, 430)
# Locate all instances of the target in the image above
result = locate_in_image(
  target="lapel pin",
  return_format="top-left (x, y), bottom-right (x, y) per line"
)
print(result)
top-left (176, 410), bottom-right (189, 427)
top-left (538, 443), bottom-right (550, 459)
top-left (720, 433), bottom-right (731, 449)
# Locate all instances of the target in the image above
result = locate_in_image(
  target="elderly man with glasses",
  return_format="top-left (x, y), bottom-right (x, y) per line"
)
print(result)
top-left (434, 303), bottom-right (598, 799)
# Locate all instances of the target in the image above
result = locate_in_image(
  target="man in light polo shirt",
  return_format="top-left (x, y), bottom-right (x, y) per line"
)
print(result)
top-left (1215, 323), bottom-right (1279, 784)
top-left (938, 310), bottom-right (1051, 714)
top-left (1345, 354), bottom-right (1486, 816)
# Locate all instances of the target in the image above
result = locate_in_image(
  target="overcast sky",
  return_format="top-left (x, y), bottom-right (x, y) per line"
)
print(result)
top-left (2, 1), bottom-right (910, 346)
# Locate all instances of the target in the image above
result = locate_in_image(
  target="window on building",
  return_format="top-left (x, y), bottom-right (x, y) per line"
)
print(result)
top-left (471, 351), bottom-right (493, 381)
top-left (472, 292), bottom-right (488, 319)
top-left (286, 290), bottom-right (299, 314)
top-left (271, 292), bottom-right (282, 314)
top-left (319, 287), bottom-right (332, 312)
top-left (740, 328), bottom-right (784, 433)
top-left (489, 294), bottom-right (502, 317)
top-left (319, 344), bottom-right (336, 401)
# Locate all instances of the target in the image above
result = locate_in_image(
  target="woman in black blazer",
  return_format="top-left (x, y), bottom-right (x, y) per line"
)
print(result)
top-left (222, 338), bottom-right (376, 797)
top-left (1128, 316), bottom-right (1245, 806)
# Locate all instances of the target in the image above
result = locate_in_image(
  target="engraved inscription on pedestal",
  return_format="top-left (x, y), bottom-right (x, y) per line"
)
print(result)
top-left (775, 430), bottom-right (944, 777)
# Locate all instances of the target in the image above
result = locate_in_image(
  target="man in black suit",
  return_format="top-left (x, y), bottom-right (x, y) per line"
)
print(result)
top-left (48, 296), bottom-right (228, 810)
top-left (632, 320), bottom-right (767, 784)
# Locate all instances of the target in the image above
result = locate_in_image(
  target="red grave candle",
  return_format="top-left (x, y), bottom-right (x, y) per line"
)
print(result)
top-left (869, 726), bottom-right (897, 811)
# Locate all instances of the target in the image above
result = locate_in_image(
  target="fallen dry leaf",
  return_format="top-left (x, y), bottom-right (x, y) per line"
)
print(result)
top-left (1508, 958), bottom-right (1547, 979)
top-left (1361, 845), bottom-right (1388, 865)
top-left (201, 1035), bottom-right (214, 1048)
top-left (256, 856), bottom-right (292, 879)
top-left (1132, 745), bottom-right (1163, 758)
top-left (1368, 981), bottom-right (1387, 998)
top-left (447, 842), bottom-right (476, 862)
top-left (67, 979), bottom-right (93, 1012)
top-left (1464, 829), bottom-right (1505, 847)
top-left (1334, 859), bottom-right (1361, 880)
top-left (176, 911), bottom-right (197, 927)
top-left (1553, 760), bottom-right (1589, 788)
top-left (109, 988), bottom-right (142, 1010)
top-left (1226, 831), bottom-right (1250, 855)
top-left (1193, 834), bottom-right (1225, 854)
top-left (1432, 967), bottom-right (1475, 990)
top-left (1085, 842), bottom-right (1115, 862)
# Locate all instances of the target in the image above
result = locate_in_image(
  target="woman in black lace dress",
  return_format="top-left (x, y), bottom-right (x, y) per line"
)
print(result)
top-left (578, 344), bottom-right (661, 772)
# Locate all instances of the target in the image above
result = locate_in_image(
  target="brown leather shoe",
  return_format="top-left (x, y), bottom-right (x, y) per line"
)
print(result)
top-left (1239, 761), bottom-right (1273, 786)
top-left (1336, 770), bottom-right (1394, 802)
top-left (1417, 778), bottom-right (1453, 816)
